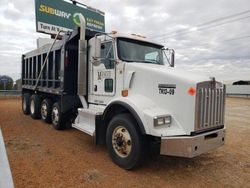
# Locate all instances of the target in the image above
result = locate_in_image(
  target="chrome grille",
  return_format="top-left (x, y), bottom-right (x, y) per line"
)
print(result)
top-left (195, 81), bottom-right (226, 131)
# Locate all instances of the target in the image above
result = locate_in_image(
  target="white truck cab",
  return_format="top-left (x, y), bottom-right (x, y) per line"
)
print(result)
top-left (73, 30), bottom-right (226, 168)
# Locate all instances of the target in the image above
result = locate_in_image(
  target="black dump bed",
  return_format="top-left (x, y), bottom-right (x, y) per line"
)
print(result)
top-left (21, 28), bottom-right (97, 95)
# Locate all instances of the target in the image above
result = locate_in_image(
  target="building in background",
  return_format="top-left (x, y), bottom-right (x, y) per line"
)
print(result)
top-left (233, 80), bottom-right (250, 85)
top-left (227, 80), bottom-right (250, 97)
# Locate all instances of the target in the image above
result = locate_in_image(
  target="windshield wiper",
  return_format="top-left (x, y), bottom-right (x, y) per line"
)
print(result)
top-left (122, 59), bottom-right (161, 65)
top-left (121, 58), bottom-right (136, 62)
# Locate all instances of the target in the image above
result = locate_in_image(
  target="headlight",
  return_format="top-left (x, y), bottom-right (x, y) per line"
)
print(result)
top-left (153, 115), bottom-right (171, 127)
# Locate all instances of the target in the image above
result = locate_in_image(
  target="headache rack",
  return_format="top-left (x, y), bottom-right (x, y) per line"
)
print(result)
top-left (195, 81), bottom-right (226, 132)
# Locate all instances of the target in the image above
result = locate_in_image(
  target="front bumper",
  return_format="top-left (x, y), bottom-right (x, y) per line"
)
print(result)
top-left (160, 128), bottom-right (225, 158)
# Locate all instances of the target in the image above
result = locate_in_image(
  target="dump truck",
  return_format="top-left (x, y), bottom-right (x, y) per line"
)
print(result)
top-left (21, 14), bottom-right (226, 169)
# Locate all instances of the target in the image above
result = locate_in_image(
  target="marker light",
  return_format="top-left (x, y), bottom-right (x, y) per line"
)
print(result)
top-left (131, 33), bottom-right (146, 38)
top-left (188, 87), bottom-right (196, 96)
top-left (122, 90), bottom-right (128, 97)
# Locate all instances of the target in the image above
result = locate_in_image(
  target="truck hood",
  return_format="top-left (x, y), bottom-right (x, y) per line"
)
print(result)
top-left (126, 63), bottom-right (210, 84)
top-left (123, 63), bottom-right (215, 136)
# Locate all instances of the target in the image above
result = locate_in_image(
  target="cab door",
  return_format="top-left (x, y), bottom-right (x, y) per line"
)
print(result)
top-left (91, 40), bottom-right (116, 100)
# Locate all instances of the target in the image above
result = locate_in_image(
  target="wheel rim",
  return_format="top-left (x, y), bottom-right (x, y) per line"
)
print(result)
top-left (30, 100), bottom-right (35, 114)
top-left (52, 107), bottom-right (59, 125)
top-left (41, 103), bottom-right (47, 119)
top-left (23, 98), bottom-right (27, 111)
top-left (112, 125), bottom-right (132, 158)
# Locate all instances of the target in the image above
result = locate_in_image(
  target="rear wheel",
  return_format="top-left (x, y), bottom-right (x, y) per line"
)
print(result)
top-left (51, 102), bottom-right (65, 130)
top-left (106, 113), bottom-right (144, 170)
top-left (41, 98), bottom-right (52, 123)
top-left (30, 94), bottom-right (41, 119)
top-left (22, 93), bottom-right (31, 115)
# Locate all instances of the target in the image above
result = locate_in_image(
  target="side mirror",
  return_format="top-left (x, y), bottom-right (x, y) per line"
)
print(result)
top-left (88, 37), bottom-right (101, 66)
top-left (163, 48), bottom-right (175, 67)
top-left (170, 50), bottom-right (175, 67)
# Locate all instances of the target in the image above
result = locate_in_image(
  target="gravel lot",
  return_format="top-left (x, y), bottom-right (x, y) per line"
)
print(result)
top-left (0, 97), bottom-right (250, 188)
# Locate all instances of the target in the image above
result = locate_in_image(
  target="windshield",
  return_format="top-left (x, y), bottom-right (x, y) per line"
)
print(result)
top-left (117, 37), bottom-right (164, 65)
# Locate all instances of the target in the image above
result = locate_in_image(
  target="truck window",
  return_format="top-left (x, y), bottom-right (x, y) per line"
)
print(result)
top-left (145, 51), bottom-right (159, 62)
top-left (117, 37), bottom-right (164, 65)
top-left (101, 42), bottom-right (114, 69)
top-left (104, 79), bottom-right (113, 92)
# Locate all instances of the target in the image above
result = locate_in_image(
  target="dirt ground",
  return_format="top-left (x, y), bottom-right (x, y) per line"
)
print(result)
top-left (0, 97), bottom-right (250, 188)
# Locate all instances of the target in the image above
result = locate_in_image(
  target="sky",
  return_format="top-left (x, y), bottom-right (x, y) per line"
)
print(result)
top-left (0, 0), bottom-right (250, 83)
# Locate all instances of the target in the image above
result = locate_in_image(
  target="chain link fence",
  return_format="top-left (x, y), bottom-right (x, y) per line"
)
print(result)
top-left (226, 85), bottom-right (250, 98)
top-left (0, 90), bottom-right (21, 96)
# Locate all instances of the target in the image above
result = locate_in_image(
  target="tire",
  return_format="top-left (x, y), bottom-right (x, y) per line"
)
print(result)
top-left (41, 98), bottom-right (52, 123)
top-left (51, 102), bottom-right (66, 130)
top-left (106, 113), bottom-right (144, 170)
top-left (22, 93), bottom-right (31, 115)
top-left (30, 94), bottom-right (41, 119)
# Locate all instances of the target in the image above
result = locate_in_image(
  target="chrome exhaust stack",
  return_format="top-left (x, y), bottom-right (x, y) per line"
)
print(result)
top-left (77, 14), bottom-right (88, 108)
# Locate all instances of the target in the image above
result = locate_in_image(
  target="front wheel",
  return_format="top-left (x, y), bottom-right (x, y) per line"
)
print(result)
top-left (106, 114), bottom-right (144, 170)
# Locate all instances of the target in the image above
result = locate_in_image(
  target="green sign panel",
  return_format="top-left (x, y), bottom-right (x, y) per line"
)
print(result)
top-left (35, 0), bottom-right (105, 35)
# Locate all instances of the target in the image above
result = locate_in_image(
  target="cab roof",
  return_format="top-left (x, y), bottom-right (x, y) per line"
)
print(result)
top-left (99, 32), bottom-right (164, 48)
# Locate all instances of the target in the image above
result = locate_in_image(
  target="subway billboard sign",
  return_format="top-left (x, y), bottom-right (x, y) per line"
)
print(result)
top-left (35, 0), bottom-right (105, 35)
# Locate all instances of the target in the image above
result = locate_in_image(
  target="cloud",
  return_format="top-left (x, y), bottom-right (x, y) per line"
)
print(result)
top-left (0, 0), bottom-right (249, 82)
top-left (3, 3), bottom-right (23, 21)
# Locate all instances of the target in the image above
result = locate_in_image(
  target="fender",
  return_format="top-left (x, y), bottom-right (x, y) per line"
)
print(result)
top-left (103, 101), bottom-right (146, 134)
top-left (103, 96), bottom-right (186, 137)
